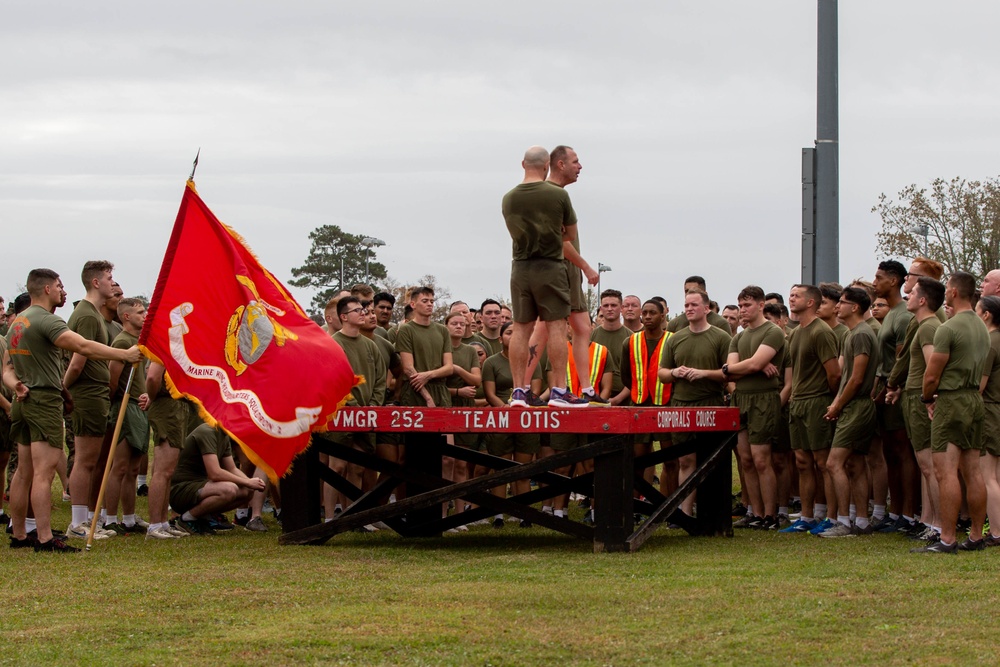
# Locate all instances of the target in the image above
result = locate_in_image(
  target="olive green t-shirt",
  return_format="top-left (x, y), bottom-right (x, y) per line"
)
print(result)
top-left (788, 318), bottom-right (840, 401)
top-left (172, 423), bottom-right (233, 486)
top-left (482, 351), bottom-right (541, 404)
top-left (983, 329), bottom-right (1000, 404)
top-left (6, 305), bottom-right (70, 390)
top-left (473, 332), bottom-right (503, 357)
top-left (591, 325), bottom-right (632, 395)
top-left (66, 299), bottom-right (110, 386)
top-left (395, 321), bottom-right (450, 375)
top-left (933, 310), bottom-right (989, 392)
top-left (838, 320), bottom-right (878, 402)
top-left (877, 301), bottom-right (912, 377)
top-left (447, 342), bottom-right (481, 408)
top-left (111, 330), bottom-right (145, 401)
top-left (659, 325), bottom-right (731, 402)
top-left (502, 181), bottom-right (576, 261)
top-left (333, 331), bottom-right (386, 407)
top-left (830, 322), bottom-right (849, 353)
top-left (904, 316), bottom-right (941, 391)
top-left (730, 320), bottom-right (785, 392)
top-left (105, 319), bottom-right (123, 343)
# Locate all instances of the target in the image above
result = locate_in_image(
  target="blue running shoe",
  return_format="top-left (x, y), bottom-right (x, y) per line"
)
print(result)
top-left (509, 388), bottom-right (529, 408)
top-left (779, 518), bottom-right (817, 533)
top-left (809, 518), bottom-right (835, 535)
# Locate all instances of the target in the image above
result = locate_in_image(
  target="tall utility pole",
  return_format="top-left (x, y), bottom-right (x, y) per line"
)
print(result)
top-left (802, 0), bottom-right (839, 285)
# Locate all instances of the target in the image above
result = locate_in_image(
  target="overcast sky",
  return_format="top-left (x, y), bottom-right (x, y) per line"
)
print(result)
top-left (3, 1), bottom-right (999, 318)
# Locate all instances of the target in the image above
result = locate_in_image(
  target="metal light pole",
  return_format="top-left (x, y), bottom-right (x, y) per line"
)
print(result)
top-left (360, 236), bottom-right (386, 284)
top-left (597, 263), bottom-right (612, 300)
top-left (907, 224), bottom-right (929, 257)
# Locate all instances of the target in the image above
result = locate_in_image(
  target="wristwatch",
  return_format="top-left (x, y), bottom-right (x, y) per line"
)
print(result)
top-left (920, 395), bottom-right (935, 404)
top-left (722, 364), bottom-right (730, 379)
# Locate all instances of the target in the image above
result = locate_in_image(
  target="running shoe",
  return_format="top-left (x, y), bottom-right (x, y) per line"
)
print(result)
top-left (492, 517), bottom-right (505, 529)
top-left (145, 527), bottom-right (179, 540)
top-left (808, 518), bottom-right (835, 535)
top-left (245, 517), bottom-right (268, 532)
top-left (9, 534), bottom-right (35, 549)
top-left (582, 390), bottom-right (610, 407)
top-left (548, 388), bottom-right (589, 408)
top-left (103, 522), bottom-right (127, 536)
top-left (779, 518), bottom-right (817, 533)
top-left (957, 536), bottom-right (985, 551)
top-left (34, 537), bottom-right (80, 553)
top-left (164, 522), bottom-right (189, 537)
top-left (733, 514), bottom-right (757, 529)
top-left (173, 517), bottom-right (215, 536)
top-left (65, 523), bottom-right (111, 540)
top-left (509, 388), bottom-right (530, 408)
top-left (910, 540), bottom-right (958, 554)
top-left (985, 533), bottom-right (1000, 547)
top-left (818, 522), bottom-right (855, 538)
top-left (208, 514), bottom-right (234, 531)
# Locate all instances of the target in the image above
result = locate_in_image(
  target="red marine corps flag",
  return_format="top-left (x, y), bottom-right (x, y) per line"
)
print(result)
top-left (139, 180), bottom-right (358, 482)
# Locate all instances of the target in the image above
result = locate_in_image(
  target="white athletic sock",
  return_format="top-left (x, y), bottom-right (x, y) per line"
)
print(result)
top-left (582, 387), bottom-right (596, 397)
top-left (236, 508), bottom-right (249, 519)
top-left (181, 511), bottom-right (196, 521)
top-left (814, 504), bottom-right (827, 520)
top-left (849, 504), bottom-right (857, 521)
top-left (87, 510), bottom-right (95, 523)
top-left (873, 504), bottom-right (886, 520)
top-left (25, 518), bottom-right (37, 532)
top-left (554, 509), bottom-right (565, 518)
top-left (99, 509), bottom-right (109, 526)
top-left (888, 512), bottom-right (899, 521)
top-left (123, 514), bottom-right (136, 527)
top-left (137, 475), bottom-right (147, 487)
top-left (856, 517), bottom-right (870, 529)
top-left (0, 509), bottom-right (5, 517)
top-left (778, 506), bottom-right (789, 517)
top-left (746, 505), bottom-right (753, 517)
top-left (801, 516), bottom-right (814, 523)
top-left (335, 504), bottom-right (343, 513)
top-left (324, 517), bottom-right (333, 523)
top-left (495, 513), bottom-right (503, 520)
top-left (903, 515), bottom-right (914, 524)
top-left (71, 505), bottom-right (88, 527)
top-left (837, 515), bottom-right (851, 527)
top-left (156, 522), bottom-right (168, 531)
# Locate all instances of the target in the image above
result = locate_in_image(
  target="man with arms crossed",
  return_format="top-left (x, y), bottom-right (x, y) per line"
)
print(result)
top-left (502, 145), bottom-right (585, 408)
top-left (914, 271), bottom-right (990, 553)
top-left (6, 269), bottom-right (141, 551)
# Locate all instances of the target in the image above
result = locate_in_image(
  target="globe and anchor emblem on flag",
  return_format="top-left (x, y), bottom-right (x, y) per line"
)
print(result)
top-left (225, 275), bottom-right (298, 375)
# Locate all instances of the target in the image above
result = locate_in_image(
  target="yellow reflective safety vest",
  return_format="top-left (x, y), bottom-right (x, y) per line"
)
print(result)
top-left (566, 341), bottom-right (609, 396)
top-left (628, 331), bottom-right (671, 405)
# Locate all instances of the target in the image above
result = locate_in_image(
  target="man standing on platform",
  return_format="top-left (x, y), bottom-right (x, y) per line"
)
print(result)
top-left (502, 145), bottom-right (586, 408)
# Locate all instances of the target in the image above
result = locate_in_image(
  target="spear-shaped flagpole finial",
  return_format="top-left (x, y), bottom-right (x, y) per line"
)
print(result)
top-left (189, 148), bottom-right (201, 181)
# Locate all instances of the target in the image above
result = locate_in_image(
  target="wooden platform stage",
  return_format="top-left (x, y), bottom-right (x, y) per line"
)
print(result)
top-left (279, 406), bottom-right (740, 553)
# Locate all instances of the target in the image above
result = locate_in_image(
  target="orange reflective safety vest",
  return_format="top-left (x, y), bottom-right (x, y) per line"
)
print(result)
top-left (628, 331), bottom-right (671, 405)
top-left (566, 342), bottom-right (609, 396)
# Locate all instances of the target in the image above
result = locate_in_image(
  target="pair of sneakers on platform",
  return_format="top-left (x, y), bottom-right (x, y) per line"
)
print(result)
top-left (509, 387), bottom-right (608, 408)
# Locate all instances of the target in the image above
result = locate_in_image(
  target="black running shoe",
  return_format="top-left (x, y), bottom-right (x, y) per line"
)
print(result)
top-left (958, 536), bottom-right (986, 551)
top-left (10, 534), bottom-right (34, 549)
top-left (34, 537), bottom-right (80, 553)
top-left (910, 540), bottom-right (958, 554)
top-left (492, 517), bottom-right (505, 529)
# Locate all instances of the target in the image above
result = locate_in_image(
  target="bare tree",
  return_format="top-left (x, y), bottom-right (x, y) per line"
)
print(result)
top-left (874, 177), bottom-right (1000, 279)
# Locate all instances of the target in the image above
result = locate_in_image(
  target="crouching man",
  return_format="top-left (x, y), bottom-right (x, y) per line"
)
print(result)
top-left (170, 423), bottom-right (266, 535)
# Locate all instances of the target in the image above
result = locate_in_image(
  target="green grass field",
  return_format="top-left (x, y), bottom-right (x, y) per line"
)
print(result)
top-left (4, 480), bottom-right (1000, 666)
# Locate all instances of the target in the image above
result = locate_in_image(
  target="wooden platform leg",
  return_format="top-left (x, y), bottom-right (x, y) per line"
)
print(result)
top-left (404, 432), bottom-right (445, 536)
top-left (280, 442), bottom-right (321, 535)
top-left (692, 432), bottom-right (734, 537)
top-left (592, 436), bottom-right (633, 553)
